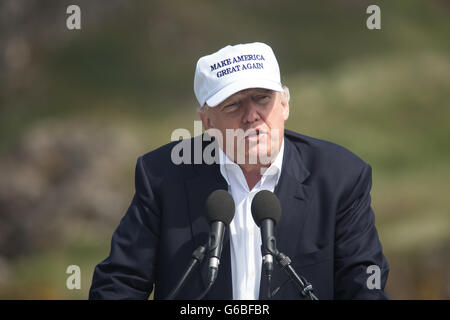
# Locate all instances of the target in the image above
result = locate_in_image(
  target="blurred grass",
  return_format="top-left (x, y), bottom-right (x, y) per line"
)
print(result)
top-left (0, 237), bottom-right (109, 299)
top-left (1, 0), bottom-right (449, 299)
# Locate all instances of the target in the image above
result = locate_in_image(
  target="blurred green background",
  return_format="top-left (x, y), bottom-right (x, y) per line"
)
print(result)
top-left (0, 0), bottom-right (449, 299)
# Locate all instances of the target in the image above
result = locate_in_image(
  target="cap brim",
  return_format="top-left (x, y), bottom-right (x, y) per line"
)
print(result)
top-left (205, 79), bottom-right (283, 107)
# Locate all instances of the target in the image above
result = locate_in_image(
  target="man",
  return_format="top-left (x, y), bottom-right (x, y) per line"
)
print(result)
top-left (89, 42), bottom-right (389, 299)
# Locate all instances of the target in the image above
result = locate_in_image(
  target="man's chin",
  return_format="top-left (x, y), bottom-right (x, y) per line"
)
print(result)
top-left (242, 149), bottom-right (272, 165)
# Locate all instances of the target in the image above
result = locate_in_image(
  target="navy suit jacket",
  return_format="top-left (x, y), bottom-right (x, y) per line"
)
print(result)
top-left (89, 130), bottom-right (389, 300)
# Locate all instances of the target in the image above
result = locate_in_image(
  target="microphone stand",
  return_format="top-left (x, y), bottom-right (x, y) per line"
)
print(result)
top-left (272, 250), bottom-right (319, 300)
top-left (166, 245), bottom-right (206, 300)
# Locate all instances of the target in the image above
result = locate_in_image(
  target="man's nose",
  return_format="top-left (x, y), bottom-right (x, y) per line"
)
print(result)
top-left (242, 100), bottom-right (260, 124)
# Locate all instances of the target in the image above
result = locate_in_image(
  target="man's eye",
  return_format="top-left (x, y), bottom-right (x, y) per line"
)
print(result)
top-left (223, 102), bottom-right (239, 112)
top-left (255, 95), bottom-right (270, 103)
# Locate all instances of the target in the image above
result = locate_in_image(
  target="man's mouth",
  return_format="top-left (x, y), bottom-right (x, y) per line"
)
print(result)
top-left (245, 129), bottom-right (266, 140)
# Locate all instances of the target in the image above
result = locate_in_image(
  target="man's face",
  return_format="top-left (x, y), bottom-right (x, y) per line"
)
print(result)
top-left (198, 88), bottom-right (289, 166)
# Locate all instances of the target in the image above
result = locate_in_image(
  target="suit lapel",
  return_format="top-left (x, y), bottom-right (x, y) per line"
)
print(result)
top-left (259, 136), bottom-right (312, 299)
top-left (184, 136), bottom-right (232, 299)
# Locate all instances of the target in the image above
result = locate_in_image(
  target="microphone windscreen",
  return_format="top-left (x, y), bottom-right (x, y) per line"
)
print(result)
top-left (251, 190), bottom-right (282, 226)
top-left (205, 189), bottom-right (235, 225)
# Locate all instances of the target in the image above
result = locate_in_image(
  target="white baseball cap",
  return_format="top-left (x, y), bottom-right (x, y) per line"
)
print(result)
top-left (194, 42), bottom-right (283, 107)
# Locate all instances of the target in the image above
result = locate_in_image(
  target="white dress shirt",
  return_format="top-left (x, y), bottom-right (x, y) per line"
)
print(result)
top-left (218, 139), bottom-right (285, 300)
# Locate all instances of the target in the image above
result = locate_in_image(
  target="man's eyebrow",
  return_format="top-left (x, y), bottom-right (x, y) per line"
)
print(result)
top-left (252, 89), bottom-right (274, 94)
top-left (220, 94), bottom-right (244, 107)
top-left (219, 89), bottom-right (274, 108)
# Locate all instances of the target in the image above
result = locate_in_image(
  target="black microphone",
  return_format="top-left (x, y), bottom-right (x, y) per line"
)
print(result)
top-left (251, 190), bottom-right (282, 298)
top-left (205, 189), bottom-right (235, 285)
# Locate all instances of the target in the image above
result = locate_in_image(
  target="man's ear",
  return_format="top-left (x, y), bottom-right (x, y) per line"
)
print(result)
top-left (280, 92), bottom-right (290, 121)
top-left (198, 110), bottom-right (214, 130)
